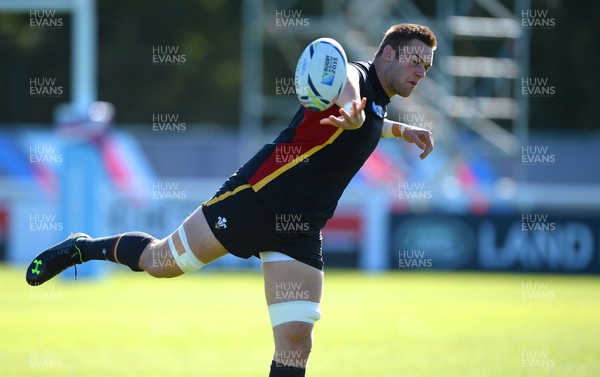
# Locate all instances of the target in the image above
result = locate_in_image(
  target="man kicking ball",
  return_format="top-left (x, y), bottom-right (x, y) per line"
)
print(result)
top-left (27, 23), bottom-right (437, 377)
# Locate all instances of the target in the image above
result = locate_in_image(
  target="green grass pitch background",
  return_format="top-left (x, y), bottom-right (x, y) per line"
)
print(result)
top-left (1, 264), bottom-right (598, 376)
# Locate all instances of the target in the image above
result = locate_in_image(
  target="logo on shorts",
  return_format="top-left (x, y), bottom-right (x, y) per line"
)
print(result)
top-left (215, 216), bottom-right (228, 229)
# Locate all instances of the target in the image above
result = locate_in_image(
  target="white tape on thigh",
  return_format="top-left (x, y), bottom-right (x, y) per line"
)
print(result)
top-left (167, 226), bottom-right (205, 273)
top-left (259, 251), bottom-right (296, 263)
top-left (268, 301), bottom-right (321, 327)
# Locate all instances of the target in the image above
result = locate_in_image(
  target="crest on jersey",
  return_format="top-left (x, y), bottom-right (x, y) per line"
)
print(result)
top-left (371, 102), bottom-right (386, 118)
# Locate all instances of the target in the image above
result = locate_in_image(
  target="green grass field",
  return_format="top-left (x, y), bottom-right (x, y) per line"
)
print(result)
top-left (1, 264), bottom-right (598, 376)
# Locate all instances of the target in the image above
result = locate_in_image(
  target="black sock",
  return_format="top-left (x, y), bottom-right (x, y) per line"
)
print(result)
top-left (269, 360), bottom-right (306, 377)
top-left (74, 232), bottom-right (153, 272)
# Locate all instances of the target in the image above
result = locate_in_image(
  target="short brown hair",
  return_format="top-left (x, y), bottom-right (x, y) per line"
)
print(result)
top-left (375, 24), bottom-right (437, 57)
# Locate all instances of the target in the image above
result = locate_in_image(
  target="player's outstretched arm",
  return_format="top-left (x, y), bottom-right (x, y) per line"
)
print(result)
top-left (319, 65), bottom-right (366, 130)
top-left (381, 119), bottom-right (434, 160)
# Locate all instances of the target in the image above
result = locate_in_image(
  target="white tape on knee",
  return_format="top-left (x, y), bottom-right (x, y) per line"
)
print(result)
top-left (268, 301), bottom-right (321, 327)
top-left (167, 226), bottom-right (205, 273)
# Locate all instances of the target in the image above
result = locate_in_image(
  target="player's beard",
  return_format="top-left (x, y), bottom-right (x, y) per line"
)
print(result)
top-left (396, 81), bottom-right (416, 97)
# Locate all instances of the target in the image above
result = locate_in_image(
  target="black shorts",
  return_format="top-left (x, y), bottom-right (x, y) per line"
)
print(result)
top-left (201, 178), bottom-right (323, 271)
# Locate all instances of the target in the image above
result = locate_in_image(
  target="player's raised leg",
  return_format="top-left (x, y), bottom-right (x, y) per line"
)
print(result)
top-left (25, 206), bottom-right (228, 285)
top-left (138, 207), bottom-right (228, 277)
top-left (261, 253), bottom-right (323, 377)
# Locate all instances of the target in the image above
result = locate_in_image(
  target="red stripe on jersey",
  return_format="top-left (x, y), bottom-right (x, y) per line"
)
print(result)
top-left (248, 105), bottom-right (341, 188)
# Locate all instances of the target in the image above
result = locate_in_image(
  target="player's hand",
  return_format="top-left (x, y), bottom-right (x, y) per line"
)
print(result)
top-left (402, 125), bottom-right (434, 160)
top-left (320, 98), bottom-right (367, 130)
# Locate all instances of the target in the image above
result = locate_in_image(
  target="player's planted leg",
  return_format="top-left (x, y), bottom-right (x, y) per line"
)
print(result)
top-left (262, 255), bottom-right (323, 377)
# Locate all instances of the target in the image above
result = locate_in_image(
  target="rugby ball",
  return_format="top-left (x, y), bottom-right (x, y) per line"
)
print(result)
top-left (295, 37), bottom-right (347, 111)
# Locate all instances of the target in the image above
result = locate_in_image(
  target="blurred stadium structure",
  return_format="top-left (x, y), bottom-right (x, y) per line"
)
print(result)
top-left (1, 0), bottom-right (599, 274)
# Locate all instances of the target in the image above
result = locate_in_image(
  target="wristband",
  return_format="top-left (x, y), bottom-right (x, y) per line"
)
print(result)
top-left (399, 123), bottom-right (407, 137)
top-left (382, 122), bottom-right (395, 138)
top-left (382, 121), bottom-right (408, 138)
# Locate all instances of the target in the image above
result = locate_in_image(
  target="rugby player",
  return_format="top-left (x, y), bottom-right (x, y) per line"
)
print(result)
top-left (26, 24), bottom-right (437, 377)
